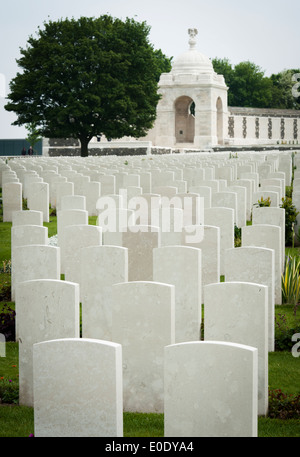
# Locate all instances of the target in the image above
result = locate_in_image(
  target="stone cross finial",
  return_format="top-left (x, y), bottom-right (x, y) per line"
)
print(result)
top-left (188, 28), bottom-right (198, 49)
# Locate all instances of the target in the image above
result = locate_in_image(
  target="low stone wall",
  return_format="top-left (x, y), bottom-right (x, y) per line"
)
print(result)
top-left (47, 147), bottom-right (149, 157)
top-left (48, 148), bottom-right (81, 156)
top-left (46, 144), bottom-right (300, 157)
top-left (48, 138), bottom-right (80, 147)
top-left (46, 138), bottom-right (178, 156)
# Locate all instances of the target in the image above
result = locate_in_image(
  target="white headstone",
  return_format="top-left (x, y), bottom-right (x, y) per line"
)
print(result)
top-left (80, 245), bottom-right (128, 341)
top-left (2, 182), bottom-right (22, 222)
top-left (227, 185), bottom-right (247, 227)
top-left (204, 281), bottom-right (268, 416)
top-left (62, 224), bottom-right (102, 284)
top-left (204, 207), bottom-right (234, 276)
top-left (252, 206), bottom-right (285, 271)
top-left (11, 225), bottom-right (49, 300)
top-left (224, 246), bottom-right (275, 351)
top-left (153, 246), bottom-right (202, 343)
top-left (61, 195), bottom-right (86, 211)
top-left (111, 281), bottom-right (175, 413)
top-left (56, 209), bottom-right (88, 247)
top-left (252, 190), bottom-right (279, 208)
top-left (12, 210), bottom-right (43, 227)
top-left (242, 224), bottom-right (282, 304)
top-left (16, 279), bottom-right (79, 406)
top-left (33, 338), bottom-right (123, 437)
top-left (82, 181), bottom-right (101, 216)
top-left (159, 207), bottom-right (184, 247)
top-left (122, 226), bottom-right (160, 281)
top-left (164, 341), bottom-right (258, 437)
top-left (12, 244), bottom-right (60, 306)
top-left (189, 186), bottom-right (212, 208)
top-left (183, 225), bottom-right (220, 300)
top-left (27, 182), bottom-right (50, 222)
top-left (55, 181), bottom-right (74, 211)
top-left (212, 191), bottom-right (238, 225)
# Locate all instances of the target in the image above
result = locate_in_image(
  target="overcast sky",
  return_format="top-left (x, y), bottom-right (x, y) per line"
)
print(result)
top-left (0, 0), bottom-right (299, 139)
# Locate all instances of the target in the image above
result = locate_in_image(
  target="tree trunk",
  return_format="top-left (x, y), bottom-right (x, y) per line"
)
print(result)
top-left (80, 137), bottom-right (90, 157)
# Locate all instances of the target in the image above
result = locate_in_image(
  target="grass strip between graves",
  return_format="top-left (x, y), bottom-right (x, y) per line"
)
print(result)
top-left (0, 342), bottom-right (299, 437)
top-left (0, 208), bottom-right (299, 437)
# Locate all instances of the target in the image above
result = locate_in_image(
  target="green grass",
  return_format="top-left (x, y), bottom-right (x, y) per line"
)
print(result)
top-left (0, 342), bottom-right (299, 437)
top-left (0, 207), bottom-right (299, 437)
top-left (0, 406), bottom-right (34, 437)
top-left (286, 247), bottom-right (300, 257)
top-left (0, 222), bottom-right (12, 263)
top-left (43, 215), bottom-right (57, 239)
top-left (0, 342), bottom-right (18, 378)
top-left (124, 412), bottom-right (164, 437)
top-left (268, 351), bottom-right (300, 394)
top-left (275, 304), bottom-right (300, 328)
top-left (257, 417), bottom-right (300, 437)
top-left (0, 407), bottom-right (298, 438)
top-left (0, 407), bottom-right (299, 438)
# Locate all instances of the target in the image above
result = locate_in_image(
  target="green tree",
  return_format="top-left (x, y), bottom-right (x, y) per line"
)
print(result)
top-left (212, 58), bottom-right (279, 108)
top-left (270, 69), bottom-right (300, 109)
top-left (25, 122), bottom-right (42, 153)
top-left (229, 61), bottom-right (273, 108)
top-left (212, 58), bottom-right (235, 105)
top-left (5, 15), bottom-right (171, 157)
top-left (153, 49), bottom-right (172, 81)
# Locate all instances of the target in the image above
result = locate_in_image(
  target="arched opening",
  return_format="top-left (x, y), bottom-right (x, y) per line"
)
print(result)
top-left (216, 97), bottom-right (223, 145)
top-left (175, 96), bottom-right (195, 143)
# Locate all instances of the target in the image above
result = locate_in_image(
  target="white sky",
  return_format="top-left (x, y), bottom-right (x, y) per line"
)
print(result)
top-left (0, 0), bottom-right (299, 138)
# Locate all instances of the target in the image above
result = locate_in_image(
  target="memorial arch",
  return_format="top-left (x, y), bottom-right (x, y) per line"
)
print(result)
top-left (83, 27), bottom-right (300, 152)
top-left (142, 28), bottom-right (229, 149)
top-left (175, 96), bottom-right (195, 143)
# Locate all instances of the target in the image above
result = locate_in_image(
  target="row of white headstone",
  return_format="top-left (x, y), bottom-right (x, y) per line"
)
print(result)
top-left (1, 149), bottom-right (292, 219)
top-left (1, 151), bottom-right (292, 437)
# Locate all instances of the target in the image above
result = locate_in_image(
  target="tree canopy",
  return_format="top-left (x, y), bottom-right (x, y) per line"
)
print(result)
top-left (5, 15), bottom-right (172, 156)
top-left (212, 57), bottom-right (300, 110)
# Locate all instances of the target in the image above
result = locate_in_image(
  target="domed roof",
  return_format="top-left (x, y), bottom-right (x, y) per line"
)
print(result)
top-left (171, 28), bottom-right (214, 75)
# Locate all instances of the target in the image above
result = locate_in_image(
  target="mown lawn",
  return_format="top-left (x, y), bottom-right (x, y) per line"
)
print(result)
top-left (0, 205), bottom-right (299, 437)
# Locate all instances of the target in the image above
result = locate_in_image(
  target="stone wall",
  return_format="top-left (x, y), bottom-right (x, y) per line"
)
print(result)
top-left (43, 106), bottom-right (300, 156)
top-left (227, 107), bottom-right (300, 146)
